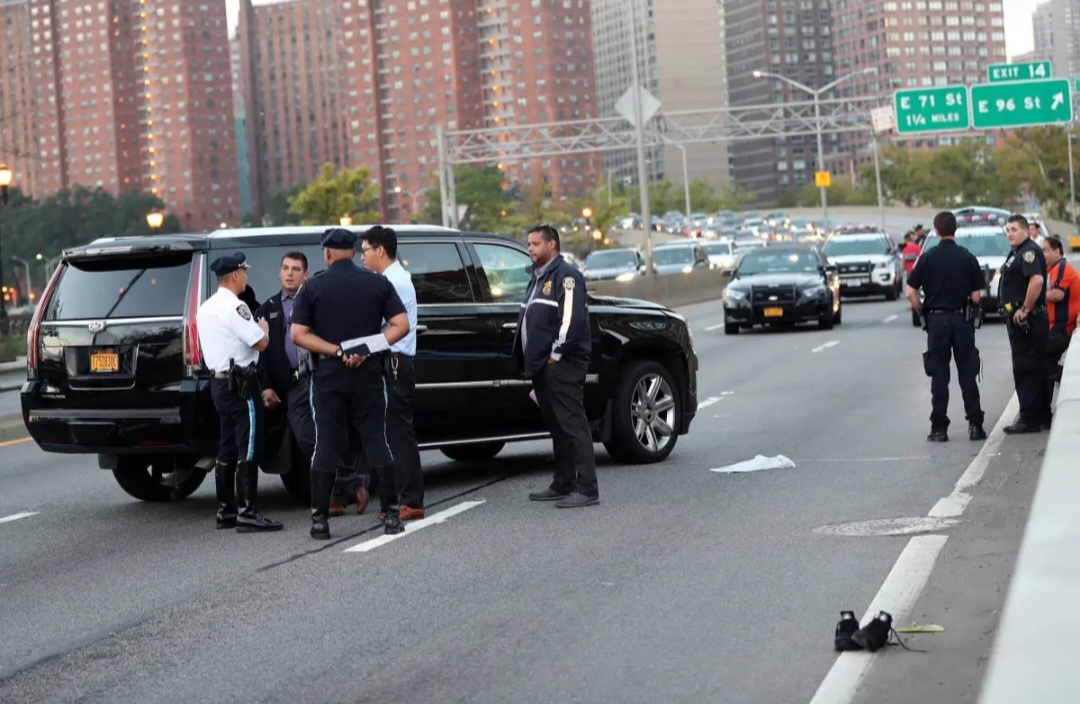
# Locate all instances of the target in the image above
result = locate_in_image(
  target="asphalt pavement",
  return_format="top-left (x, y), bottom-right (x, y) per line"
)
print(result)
top-left (0, 295), bottom-right (1044, 703)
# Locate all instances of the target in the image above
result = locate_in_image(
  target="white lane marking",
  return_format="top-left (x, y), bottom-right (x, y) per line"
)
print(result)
top-left (809, 393), bottom-right (1019, 704)
top-left (704, 323), bottom-right (725, 331)
top-left (808, 535), bottom-right (948, 704)
top-left (882, 314), bottom-right (899, 323)
top-left (720, 390), bottom-right (735, 396)
top-left (0, 511), bottom-right (39, 525)
top-left (697, 397), bottom-right (722, 410)
top-left (811, 340), bottom-right (840, 353)
top-left (344, 500), bottom-right (485, 553)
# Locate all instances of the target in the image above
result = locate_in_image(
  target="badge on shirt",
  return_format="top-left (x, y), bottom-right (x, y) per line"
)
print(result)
top-left (542, 281), bottom-right (553, 296)
top-left (236, 304), bottom-right (252, 321)
top-left (1022, 250), bottom-right (1035, 264)
top-left (563, 277), bottom-right (575, 291)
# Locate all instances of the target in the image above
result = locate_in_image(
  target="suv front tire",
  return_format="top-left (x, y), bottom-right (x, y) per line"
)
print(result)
top-left (604, 359), bottom-right (681, 464)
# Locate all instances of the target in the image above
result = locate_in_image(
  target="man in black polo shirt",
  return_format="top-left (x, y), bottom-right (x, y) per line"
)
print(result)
top-left (906, 211), bottom-right (987, 442)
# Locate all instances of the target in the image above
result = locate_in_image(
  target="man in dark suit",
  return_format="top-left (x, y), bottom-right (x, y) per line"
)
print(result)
top-left (256, 251), bottom-right (369, 513)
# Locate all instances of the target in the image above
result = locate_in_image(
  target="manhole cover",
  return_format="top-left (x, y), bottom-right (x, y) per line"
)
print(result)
top-left (813, 516), bottom-right (959, 537)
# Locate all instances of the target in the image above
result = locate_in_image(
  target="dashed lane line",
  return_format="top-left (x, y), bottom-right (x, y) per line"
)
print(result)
top-left (344, 500), bottom-right (486, 553)
top-left (881, 314), bottom-right (899, 323)
top-left (704, 323), bottom-right (726, 331)
top-left (0, 511), bottom-right (39, 525)
top-left (697, 397), bottom-right (722, 410)
top-left (811, 341), bottom-right (840, 353)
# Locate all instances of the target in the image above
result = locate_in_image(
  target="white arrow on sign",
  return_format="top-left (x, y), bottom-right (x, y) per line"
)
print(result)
top-left (1052, 92), bottom-right (1065, 111)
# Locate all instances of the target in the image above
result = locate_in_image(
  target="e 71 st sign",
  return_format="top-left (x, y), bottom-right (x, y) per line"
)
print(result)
top-left (894, 86), bottom-right (970, 134)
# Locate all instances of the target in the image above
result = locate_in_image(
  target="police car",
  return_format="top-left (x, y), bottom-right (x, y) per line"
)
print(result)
top-left (820, 226), bottom-right (903, 300)
top-left (910, 214), bottom-right (1010, 326)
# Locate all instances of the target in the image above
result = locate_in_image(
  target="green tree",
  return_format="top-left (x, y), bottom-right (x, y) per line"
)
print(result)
top-left (994, 126), bottom-right (1072, 218)
top-left (419, 165), bottom-right (516, 232)
top-left (265, 184), bottom-right (304, 227)
top-left (796, 175), bottom-right (875, 207)
top-left (716, 182), bottom-right (756, 211)
top-left (287, 164), bottom-right (379, 226)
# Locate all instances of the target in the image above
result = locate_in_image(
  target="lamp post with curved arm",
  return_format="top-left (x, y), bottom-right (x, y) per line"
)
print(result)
top-left (751, 68), bottom-right (875, 224)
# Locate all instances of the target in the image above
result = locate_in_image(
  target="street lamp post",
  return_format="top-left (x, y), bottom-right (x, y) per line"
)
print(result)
top-left (11, 256), bottom-right (31, 304)
top-left (0, 164), bottom-right (13, 322)
top-left (667, 142), bottom-right (691, 224)
top-left (146, 210), bottom-right (164, 234)
top-left (751, 68), bottom-right (875, 226)
top-left (582, 206), bottom-right (593, 251)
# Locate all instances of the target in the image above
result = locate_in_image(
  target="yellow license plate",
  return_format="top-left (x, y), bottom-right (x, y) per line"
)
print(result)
top-left (90, 351), bottom-right (119, 373)
top-left (763, 307), bottom-right (784, 318)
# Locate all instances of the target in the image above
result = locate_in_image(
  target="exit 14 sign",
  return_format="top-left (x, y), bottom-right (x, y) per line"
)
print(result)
top-left (988, 61), bottom-right (1052, 82)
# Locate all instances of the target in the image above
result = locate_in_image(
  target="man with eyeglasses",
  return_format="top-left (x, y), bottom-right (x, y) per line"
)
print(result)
top-left (513, 224), bottom-right (599, 509)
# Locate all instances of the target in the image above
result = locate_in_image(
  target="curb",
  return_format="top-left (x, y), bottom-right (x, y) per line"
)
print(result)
top-left (0, 413), bottom-right (27, 443)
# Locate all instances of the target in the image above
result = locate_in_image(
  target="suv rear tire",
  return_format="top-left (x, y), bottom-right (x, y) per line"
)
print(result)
top-left (112, 455), bottom-right (206, 502)
top-left (604, 360), bottom-right (681, 464)
top-left (441, 442), bottom-right (505, 462)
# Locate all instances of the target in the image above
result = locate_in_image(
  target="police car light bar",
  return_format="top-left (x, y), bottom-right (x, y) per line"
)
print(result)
top-left (959, 213), bottom-right (1006, 227)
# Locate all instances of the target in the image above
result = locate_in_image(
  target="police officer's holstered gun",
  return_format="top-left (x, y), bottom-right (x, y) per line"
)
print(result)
top-left (963, 300), bottom-right (983, 330)
top-left (1000, 301), bottom-right (1032, 335)
top-left (228, 359), bottom-right (262, 399)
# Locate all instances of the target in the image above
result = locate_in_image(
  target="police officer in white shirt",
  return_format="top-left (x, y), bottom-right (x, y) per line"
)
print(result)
top-left (196, 252), bottom-right (284, 533)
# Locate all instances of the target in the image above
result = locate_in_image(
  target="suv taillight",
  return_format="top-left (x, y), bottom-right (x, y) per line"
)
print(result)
top-left (182, 255), bottom-right (204, 376)
top-left (26, 263), bottom-right (64, 381)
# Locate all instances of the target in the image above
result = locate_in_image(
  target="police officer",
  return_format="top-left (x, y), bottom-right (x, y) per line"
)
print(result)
top-left (290, 228), bottom-right (411, 539)
top-left (999, 213), bottom-right (1049, 433)
top-left (195, 252), bottom-right (284, 532)
top-left (513, 224), bottom-right (599, 508)
top-left (905, 211), bottom-right (987, 442)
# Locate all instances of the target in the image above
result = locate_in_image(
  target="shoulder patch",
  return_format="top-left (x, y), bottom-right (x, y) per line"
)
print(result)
top-left (563, 277), bottom-right (575, 291)
top-left (1022, 250), bottom-right (1036, 264)
top-left (542, 280), bottom-right (553, 296)
top-left (236, 304), bottom-right (252, 321)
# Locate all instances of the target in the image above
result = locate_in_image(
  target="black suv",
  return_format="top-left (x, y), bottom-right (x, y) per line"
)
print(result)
top-left (21, 226), bottom-right (699, 503)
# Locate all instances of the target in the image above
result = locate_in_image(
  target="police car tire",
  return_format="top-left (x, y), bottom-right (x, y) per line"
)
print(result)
top-left (441, 442), bottom-right (505, 462)
top-left (604, 359), bottom-right (680, 465)
top-left (885, 282), bottom-right (899, 301)
top-left (834, 304), bottom-right (842, 325)
top-left (112, 456), bottom-right (206, 502)
top-left (723, 322), bottom-right (740, 335)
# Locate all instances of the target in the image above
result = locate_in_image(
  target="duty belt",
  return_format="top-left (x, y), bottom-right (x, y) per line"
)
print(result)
top-left (211, 371), bottom-right (230, 379)
top-left (925, 308), bottom-right (964, 315)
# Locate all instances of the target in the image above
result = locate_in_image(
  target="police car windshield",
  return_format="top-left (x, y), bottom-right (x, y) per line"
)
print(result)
top-left (584, 250), bottom-right (637, 269)
top-left (924, 231), bottom-right (1010, 257)
top-left (737, 251), bottom-right (820, 275)
top-left (822, 235), bottom-right (890, 256)
top-left (653, 247), bottom-right (695, 265)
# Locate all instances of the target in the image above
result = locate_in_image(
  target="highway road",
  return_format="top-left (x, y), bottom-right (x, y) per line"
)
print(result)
top-left (0, 296), bottom-right (1044, 703)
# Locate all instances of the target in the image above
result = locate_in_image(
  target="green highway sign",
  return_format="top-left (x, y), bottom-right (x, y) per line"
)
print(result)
top-left (988, 61), bottom-right (1052, 83)
top-left (971, 78), bottom-right (1073, 129)
top-left (893, 86), bottom-right (970, 134)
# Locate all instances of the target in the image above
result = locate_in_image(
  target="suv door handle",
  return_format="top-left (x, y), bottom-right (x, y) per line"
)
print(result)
top-left (416, 325), bottom-right (428, 334)
top-left (502, 322), bottom-right (518, 330)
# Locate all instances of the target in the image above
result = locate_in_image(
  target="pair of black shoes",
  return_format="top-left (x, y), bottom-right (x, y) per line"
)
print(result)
top-left (927, 423), bottom-right (986, 443)
top-left (1004, 416), bottom-right (1051, 434)
top-left (834, 611), bottom-right (893, 652)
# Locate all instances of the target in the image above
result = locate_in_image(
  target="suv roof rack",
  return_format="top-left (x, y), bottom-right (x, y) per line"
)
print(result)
top-left (207, 224), bottom-right (459, 239)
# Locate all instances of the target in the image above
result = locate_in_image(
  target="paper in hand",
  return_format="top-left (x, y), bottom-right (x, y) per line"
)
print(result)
top-left (529, 390), bottom-right (538, 406)
top-left (340, 333), bottom-right (390, 357)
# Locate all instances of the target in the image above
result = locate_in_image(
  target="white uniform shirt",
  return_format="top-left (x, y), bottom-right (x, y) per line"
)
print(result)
top-left (196, 287), bottom-right (264, 372)
top-left (382, 260), bottom-right (417, 356)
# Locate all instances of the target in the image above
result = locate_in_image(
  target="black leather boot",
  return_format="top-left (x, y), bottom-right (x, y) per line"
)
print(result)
top-left (235, 461), bottom-right (284, 533)
top-left (310, 469), bottom-right (333, 540)
top-left (215, 460), bottom-right (238, 529)
top-left (375, 464), bottom-right (404, 535)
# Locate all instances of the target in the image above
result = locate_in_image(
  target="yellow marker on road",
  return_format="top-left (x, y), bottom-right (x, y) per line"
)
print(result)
top-left (894, 623), bottom-right (945, 633)
top-left (0, 436), bottom-right (31, 448)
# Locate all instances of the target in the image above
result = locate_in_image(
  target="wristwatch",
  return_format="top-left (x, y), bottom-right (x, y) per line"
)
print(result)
top-left (335, 347), bottom-right (344, 358)
top-left (1020, 305), bottom-right (1028, 314)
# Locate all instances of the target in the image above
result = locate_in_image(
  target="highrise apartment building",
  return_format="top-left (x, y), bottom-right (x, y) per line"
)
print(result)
top-left (239, 0), bottom-right (601, 222)
top-left (725, 0), bottom-right (836, 205)
top-left (1031, 1), bottom-right (1055, 66)
top-left (1045, 0), bottom-right (1080, 78)
top-left (0, 0), bottom-right (239, 231)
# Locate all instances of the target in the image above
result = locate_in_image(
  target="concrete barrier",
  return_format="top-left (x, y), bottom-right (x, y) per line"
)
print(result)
top-left (588, 269), bottom-right (731, 309)
top-left (978, 342), bottom-right (1080, 703)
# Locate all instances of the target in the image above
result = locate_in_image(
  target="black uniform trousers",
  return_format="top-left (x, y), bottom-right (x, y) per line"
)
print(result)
top-left (532, 361), bottom-right (599, 499)
top-left (1044, 334), bottom-right (1071, 421)
top-left (309, 358), bottom-right (393, 477)
top-left (211, 378), bottom-right (263, 466)
top-left (924, 312), bottom-right (983, 431)
top-left (334, 354), bottom-right (424, 507)
top-left (1009, 311), bottom-right (1049, 425)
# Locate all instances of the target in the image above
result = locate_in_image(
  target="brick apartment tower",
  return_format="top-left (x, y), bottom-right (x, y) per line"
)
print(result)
top-left (238, 0), bottom-right (601, 223)
top-left (0, 0), bottom-right (239, 232)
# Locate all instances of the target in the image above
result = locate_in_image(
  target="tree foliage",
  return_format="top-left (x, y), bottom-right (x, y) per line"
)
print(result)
top-left (287, 164), bottom-right (379, 226)
top-left (625, 178), bottom-right (756, 214)
top-left (796, 176), bottom-right (876, 208)
top-left (418, 165), bottom-right (516, 232)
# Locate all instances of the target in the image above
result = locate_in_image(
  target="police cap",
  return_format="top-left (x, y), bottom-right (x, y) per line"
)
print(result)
top-left (321, 227), bottom-right (357, 250)
top-left (209, 251), bottom-right (250, 276)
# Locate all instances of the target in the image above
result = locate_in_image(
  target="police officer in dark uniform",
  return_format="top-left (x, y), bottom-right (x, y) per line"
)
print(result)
top-left (905, 211), bottom-right (987, 442)
top-left (289, 228), bottom-right (411, 539)
top-left (513, 224), bottom-right (599, 508)
top-left (999, 213), bottom-right (1049, 433)
top-left (195, 252), bottom-right (283, 532)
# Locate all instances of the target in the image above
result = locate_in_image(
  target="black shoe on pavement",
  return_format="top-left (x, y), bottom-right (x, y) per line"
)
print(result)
top-left (834, 611), bottom-right (863, 652)
top-left (554, 492), bottom-right (600, 509)
top-left (215, 511), bottom-right (237, 530)
top-left (236, 513), bottom-right (284, 533)
top-left (529, 488), bottom-right (570, 502)
top-left (234, 460), bottom-right (283, 533)
top-left (969, 423), bottom-right (987, 441)
top-left (1003, 421), bottom-right (1042, 434)
top-left (852, 611), bottom-right (893, 652)
top-left (927, 430), bottom-right (948, 442)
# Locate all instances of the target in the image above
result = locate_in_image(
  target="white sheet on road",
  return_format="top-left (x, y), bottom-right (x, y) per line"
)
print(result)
top-left (709, 454), bottom-right (795, 473)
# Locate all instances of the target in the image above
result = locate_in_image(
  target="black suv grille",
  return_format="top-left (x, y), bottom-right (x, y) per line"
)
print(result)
top-left (839, 262), bottom-right (872, 274)
top-left (751, 285), bottom-right (796, 303)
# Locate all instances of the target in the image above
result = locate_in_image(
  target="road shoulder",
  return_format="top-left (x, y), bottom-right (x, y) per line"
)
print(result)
top-left (850, 436), bottom-right (1044, 704)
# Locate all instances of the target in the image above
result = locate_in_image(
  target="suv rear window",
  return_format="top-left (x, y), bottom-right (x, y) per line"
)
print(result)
top-left (45, 254), bottom-right (193, 321)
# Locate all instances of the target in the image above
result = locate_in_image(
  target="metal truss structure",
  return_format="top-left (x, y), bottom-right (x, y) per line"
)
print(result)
top-left (436, 95), bottom-right (893, 227)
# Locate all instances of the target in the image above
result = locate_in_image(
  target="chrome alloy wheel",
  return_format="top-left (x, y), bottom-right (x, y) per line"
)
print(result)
top-left (630, 373), bottom-right (677, 453)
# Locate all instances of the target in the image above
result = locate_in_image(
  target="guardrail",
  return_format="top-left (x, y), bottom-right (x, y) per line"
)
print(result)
top-left (588, 269), bottom-right (731, 309)
top-left (979, 343), bottom-right (1080, 703)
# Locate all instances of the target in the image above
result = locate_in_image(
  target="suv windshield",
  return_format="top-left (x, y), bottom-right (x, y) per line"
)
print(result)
top-left (44, 254), bottom-right (193, 321)
top-left (585, 250), bottom-right (637, 269)
top-left (653, 247), bottom-right (694, 265)
top-left (702, 242), bottom-right (732, 256)
top-left (924, 231), bottom-right (1010, 257)
top-left (823, 235), bottom-right (891, 256)
top-left (738, 250), bottom-right (820, 275)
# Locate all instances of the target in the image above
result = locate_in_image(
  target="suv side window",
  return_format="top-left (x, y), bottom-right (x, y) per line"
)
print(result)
top-left (397, 242), bottom-right (474, 304)
top-left (473, 243), bottom-right (533, 302)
